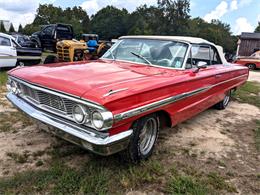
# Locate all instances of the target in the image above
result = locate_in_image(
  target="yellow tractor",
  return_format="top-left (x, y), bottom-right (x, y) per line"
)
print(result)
top-left (44, 34), bottom-right (112, 64)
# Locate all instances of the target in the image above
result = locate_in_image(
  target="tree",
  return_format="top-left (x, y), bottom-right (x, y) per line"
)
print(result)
top-left (127, 5), bottom-right (163, 35)
top-left (9, 23), bottom-right (15, 33)
top-left (26, 4), bottom-right (90, 36)
top-left (255, 22), bottom-right (260, 33)
top-left (22, 23), bottom-right (40, 35)
top-left (90, 6), bottom-right (129, 40)
top-left (128, 0), bottom-right (191, 36)
top-left (18, 24), bottom-right (23, 33)
top-left (157, 0), bottom-right (191, 35)
top-left (186, 18), bottom-right (236, 53)
top-left (0, 21), bottom-right (6, 33)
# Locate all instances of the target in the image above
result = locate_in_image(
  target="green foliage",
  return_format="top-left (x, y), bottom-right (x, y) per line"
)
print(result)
top-left (90, 6), bottom-right (129, 40)
top-left (187, 18), bottom-right (237, 53)
top-left (9, 23), bottom-right (15, 33)
top-left (23, 4), bottom-right (90, 36)
top-left (18, 24), bottom-right (23, 33)
top-left (255, 22), bottom-right (260, 33)
top-left (0, 71), bottom-right (7, 86)
top-left (13, 0), bottom-right (238, 53)
top-left (0, 21), bottom-right (6, 33)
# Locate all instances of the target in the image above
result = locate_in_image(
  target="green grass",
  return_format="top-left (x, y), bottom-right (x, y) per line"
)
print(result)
top-left (234, 81), bottom-right (260, 108)
top-left (255, 120), bottom-right (260, 151)
top-left (0, 153), bottom-right (237, 195)
top-left (0, 112), bottom-right (33, 133)
top-left (0, 71), bottom-right (7, 86)
top-left (166, 174), bottom-right (209, 195)
top-left (166, 166), bottom-right (236, 195)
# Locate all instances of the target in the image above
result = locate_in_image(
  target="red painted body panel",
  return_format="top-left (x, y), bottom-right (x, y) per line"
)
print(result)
top-left (9, 60), bottom-right (249, 135)
top-left (234, 59), bottom-right (260, 68)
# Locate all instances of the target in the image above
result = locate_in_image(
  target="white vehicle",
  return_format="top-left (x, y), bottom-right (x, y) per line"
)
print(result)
top-left (0, 32), bottom-right (20, 68)
top-left (0, 33), bottom-right (42, 69)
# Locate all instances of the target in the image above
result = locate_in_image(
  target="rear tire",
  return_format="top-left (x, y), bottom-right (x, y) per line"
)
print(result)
top-left (214, 90), bottom-right (231, 110)
top-left (43, 55), bottom-right (58, 64)
top-left (122, 114), bottom-right (159, 163)
top-left (246, 63), bottom-right (256, 70)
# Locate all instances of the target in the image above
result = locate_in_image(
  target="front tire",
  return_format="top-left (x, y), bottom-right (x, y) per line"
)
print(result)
top-left (246, 63), bottom-right (256, 70)
top-left (123, 114), bottom-right (159, 163)
top-left (214, 90), bottom-right (231, 110)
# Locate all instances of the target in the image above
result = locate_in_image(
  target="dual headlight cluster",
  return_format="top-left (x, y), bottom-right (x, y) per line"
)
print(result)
top-left (7, 78), bottom-right (113, 131)
top-left (72, 104), bottom-right (113, 130)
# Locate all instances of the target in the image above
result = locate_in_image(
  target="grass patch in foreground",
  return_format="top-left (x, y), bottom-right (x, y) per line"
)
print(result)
top-left (0, 156), bottom-right (237, 195)
top-left (234, 81), bottom-right (260, 108)
top-left (255, 120), bottom-right (260, 151)
top-left (0, 112), bottom-right (33, 132)
top-left (166, 166), bottom-right (236, 195)
top-left (0, 71), bottom-right (7, 86)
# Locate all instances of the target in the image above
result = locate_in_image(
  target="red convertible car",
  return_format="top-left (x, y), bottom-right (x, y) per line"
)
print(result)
top-left (233, 51), bottom-right (260, 70)
top-left (6, 36), bottom-right (248, 162)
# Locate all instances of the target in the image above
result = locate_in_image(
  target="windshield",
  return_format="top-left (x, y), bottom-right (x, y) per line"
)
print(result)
top-left (102, 38), bottom-right (189, 69)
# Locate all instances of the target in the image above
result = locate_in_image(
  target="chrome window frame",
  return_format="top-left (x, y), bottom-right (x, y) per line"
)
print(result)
top-left (101, 38), bottom-right (192, 70)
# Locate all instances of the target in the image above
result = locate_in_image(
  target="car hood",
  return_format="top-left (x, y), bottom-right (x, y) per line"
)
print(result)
top-left (9, 60), bottom-right (183, 105)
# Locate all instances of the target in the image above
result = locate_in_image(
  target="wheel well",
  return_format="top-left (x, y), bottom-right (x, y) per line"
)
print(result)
top-left (245, 63), bottom-right (256, 66)
top-left (156, 110), bottom-right (172, 128)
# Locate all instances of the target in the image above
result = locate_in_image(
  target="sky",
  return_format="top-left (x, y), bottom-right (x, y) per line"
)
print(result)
top-left (0, 0), bottom-right (259, 35)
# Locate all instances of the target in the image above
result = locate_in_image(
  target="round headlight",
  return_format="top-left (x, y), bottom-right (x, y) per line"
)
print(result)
top-left (92, 111), bottom-right (104, 129)
top-left (10, 80), bottom-right (18, 94)
top-left (72, 104), bottom-right (89, 124)
top-left (6, 78), bottom-right (12, 92)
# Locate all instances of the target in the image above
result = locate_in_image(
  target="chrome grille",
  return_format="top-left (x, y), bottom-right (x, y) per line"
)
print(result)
top-left (19, 83), bottom-right (75, 114)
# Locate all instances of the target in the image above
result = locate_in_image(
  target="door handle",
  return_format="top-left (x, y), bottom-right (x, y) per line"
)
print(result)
top-left (215, 74), bottom-right (222, 78)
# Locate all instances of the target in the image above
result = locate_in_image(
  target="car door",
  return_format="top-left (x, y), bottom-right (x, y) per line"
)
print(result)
top-left (209, 45), bottom-right (238, 99)
top-left (0, 36), bottom-right (17, 68)
top-left (41, 26), bottom-right (55, 50)
top-left (172, 44), bottom-right (220, 124)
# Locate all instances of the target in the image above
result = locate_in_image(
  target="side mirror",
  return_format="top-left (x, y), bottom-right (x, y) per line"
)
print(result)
top-left (193, 61), bottom-right (207, 73)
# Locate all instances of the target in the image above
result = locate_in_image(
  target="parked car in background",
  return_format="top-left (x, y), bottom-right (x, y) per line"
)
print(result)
top-left (6, 36), bottom-right (248, 162)
top-left (233, 50), bottom-right (260, 70)
top-left (12, 34), bottom-right (36, 48)
top-left (0, 33), bottom-right (42, 68)
top-left (30, 23), bottom-right (73, 52)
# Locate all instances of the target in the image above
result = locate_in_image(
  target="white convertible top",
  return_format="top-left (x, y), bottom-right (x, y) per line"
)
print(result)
top-left (120, 35), bottom-right (214, 45)
top-left (119, 35), bottom-right (227, 64)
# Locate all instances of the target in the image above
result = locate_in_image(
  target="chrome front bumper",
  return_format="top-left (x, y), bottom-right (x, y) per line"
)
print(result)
top-left (6, 93), bottom-right (133, 156)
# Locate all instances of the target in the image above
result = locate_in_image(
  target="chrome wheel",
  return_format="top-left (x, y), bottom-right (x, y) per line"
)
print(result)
top-left (139, 118), bottom-right (158, 156)
top-left (247, 64), bottom-right (256, 70)
top-left (223, 92), bottom-right (230, 107)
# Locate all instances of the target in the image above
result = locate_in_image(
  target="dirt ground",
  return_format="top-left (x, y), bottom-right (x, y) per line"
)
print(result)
top-left (0, 72), bottom-right (260, 194)
top-left (248, 71), bottom-right (260, 82)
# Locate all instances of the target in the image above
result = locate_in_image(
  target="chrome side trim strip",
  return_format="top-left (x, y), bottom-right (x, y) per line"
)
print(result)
top-left (114, 86), bottom-right (211, 122)
top-left (114, 74), bottom-right (248, 122)
top-left (10, 76), bottom-right (106, 111)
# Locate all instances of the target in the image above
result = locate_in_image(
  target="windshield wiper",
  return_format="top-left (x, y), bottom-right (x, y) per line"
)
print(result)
top-left (130, 52), bottom-right (152, 65)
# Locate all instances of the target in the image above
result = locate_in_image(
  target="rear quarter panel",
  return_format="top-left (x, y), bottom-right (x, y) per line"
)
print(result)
top-left (108, 64), bottom-right (248, 135)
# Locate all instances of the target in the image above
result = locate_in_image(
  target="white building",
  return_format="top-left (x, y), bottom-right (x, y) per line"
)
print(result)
top-left (0, 20), bottom-right (11, 32)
